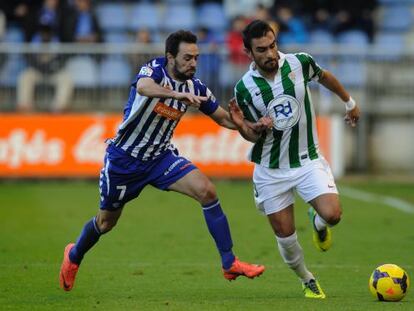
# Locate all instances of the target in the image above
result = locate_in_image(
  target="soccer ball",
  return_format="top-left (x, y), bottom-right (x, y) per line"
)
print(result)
top-left (369, 264), bottom-right (410, 302)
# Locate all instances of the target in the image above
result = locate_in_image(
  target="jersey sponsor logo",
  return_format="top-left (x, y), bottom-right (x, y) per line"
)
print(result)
top-left (153, 102), bottom-right (184, 120)
top-left (267, 95), bottom-right (301, 131)
top-left (139, 66), bottom-right (153, 77)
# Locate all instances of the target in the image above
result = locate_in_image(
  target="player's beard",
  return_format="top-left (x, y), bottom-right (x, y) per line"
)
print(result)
top-left (173, 63), bottom-right (195, 81)
top-left (259, 58), bottom-right (278, 73)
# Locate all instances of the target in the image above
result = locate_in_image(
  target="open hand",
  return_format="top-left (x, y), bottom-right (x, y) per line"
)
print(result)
top-left (228, 98), bottom-right (245, 128)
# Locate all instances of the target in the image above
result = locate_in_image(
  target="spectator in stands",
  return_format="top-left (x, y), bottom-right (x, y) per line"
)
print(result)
top-left (332, 0), bottom-right (377, 41)
top-left (18, 0), bottom-right (65, 42)
top-left (135, 28), bottom-right (152, 44)
top-left (17, 23), bottom-right (73, 112)
top-left (302, 0), bottom-right (334, 32)
top-left (225, 16), bottom-right (250, 84)
top-left (254, 4), bottom-right (278, 33)
top-left (60, 0), bottom-right (102, 43)
top-left (273, 5), bottom-right (309, 45)
top-left (0, 1), bottom-right (42, 41)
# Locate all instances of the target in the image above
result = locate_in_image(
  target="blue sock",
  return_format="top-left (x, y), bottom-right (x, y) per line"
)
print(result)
top-left (202, 199), bottom-right (235, 270)
top-left (69, 217), bottom-right (101, 265)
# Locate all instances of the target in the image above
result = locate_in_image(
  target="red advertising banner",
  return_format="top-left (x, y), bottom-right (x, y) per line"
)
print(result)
top-left (0, 114), bottom-right (331, 178)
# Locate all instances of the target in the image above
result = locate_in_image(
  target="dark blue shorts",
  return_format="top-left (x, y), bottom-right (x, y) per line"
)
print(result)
top-left (99, 144), bottom-right (197, 210)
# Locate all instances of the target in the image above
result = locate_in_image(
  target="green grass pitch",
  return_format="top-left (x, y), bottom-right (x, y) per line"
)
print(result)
top-left (0, 179), bottom-right (413, 310)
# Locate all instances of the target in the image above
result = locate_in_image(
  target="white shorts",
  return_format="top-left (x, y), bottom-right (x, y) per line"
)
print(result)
top-left (253, 157), bottom-right (338, 215)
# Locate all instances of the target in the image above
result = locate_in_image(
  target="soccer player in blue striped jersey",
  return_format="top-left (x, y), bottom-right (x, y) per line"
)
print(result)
top-left (229, 20), bottom-right (361, 298)
top-left (59, 30), bottom-right (267, 291)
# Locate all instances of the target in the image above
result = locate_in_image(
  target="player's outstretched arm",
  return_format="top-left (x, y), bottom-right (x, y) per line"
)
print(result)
top-left (136, 77), bottom-right (207, 108)
top-left (318, 70), bottom-right (361, 127)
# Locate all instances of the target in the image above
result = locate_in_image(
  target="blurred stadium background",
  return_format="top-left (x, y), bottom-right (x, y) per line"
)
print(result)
top-left (1, 1), bottom-right (414, 310)
top-left (1, 0), bottom-right (414, 176)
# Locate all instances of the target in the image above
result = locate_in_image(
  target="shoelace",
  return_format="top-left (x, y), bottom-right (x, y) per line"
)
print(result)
top-left (306, 280), bottom-right (321, 294)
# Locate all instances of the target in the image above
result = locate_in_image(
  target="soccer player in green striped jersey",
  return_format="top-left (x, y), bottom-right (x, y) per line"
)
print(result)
top-left (229, 20), bottom-right (361, 299)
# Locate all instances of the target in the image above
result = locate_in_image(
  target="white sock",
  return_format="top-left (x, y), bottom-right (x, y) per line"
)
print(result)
top-left (314, 214), bottom-right (328, 231)
top-left (276, 232), bottom-right (314, 283)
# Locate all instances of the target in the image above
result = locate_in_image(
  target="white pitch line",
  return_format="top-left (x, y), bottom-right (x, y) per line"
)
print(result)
top-left (340, 186), bottom-right (414, 214)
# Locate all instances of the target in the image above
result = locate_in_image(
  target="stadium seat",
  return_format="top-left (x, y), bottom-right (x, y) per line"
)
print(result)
top-left (197, 3), bottom-right (228, 32)
top-left (0, 55), bottom-right (26, 87)
top-left (337, 30), bottom-right (369, 45)
top-left (99, 56), bottom-right (132, 87)
top-left (381, 6), bottom-right (413, 31)
top-left (378, 0), bottom-right (414, 5)
top-left (371, 32), bottom-right (405, 61)
top-left (129, 3), bottom-right (161, 31)
top-left (162, 5), bottom-right (196, 32)
top-left (309, 30), bottom-right (334, 45)
top-left (333, 60), bottom-right (367, 88)
top-left (164, 0), bottom-right (193, 4)
top-left (66, 56), bottom-right (99, 87)
top-left (96, 4), bottom-right (128, 31)
top-left (3, 27), bottom-right (25, 43)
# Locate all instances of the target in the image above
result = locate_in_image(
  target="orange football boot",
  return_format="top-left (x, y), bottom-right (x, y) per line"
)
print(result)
top-left (59, 243), bottom-right (79, 291)
top-left (223, 257), bottom-right (265, 281)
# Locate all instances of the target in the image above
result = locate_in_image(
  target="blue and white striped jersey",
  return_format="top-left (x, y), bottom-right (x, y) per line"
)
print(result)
top-left (111, 57), bottom-right (219, 161)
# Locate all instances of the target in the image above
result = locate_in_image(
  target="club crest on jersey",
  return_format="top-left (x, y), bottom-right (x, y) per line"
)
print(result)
top-left (288, 71), bottom-right (296, 82)
top-left (267, 95), bottom-right (301, 131)
top-left (139, 66), bottom-right (153, 77)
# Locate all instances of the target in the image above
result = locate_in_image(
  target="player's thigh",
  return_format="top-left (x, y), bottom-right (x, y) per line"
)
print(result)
top-left (266, 204), bottom-right (296, 237)
top-left (167, 169), bottom-right (216, 204)
top-left (255, 190), bottom-right (294, 216)
top-left (295, 158), bottom-right (338, 204)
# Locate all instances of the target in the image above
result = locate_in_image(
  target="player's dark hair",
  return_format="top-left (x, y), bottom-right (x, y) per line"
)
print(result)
top-left (242, 20), bottom-right (275, 51)
top-left (165, 30), bottom-right (197, 57)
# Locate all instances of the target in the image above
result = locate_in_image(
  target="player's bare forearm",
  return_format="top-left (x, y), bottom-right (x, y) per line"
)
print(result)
top-left (210, 106), bottom-right (238, 130)
top-left (318, 70), bottom-right (350, 102)
top-left (319, 70), bottom-right (361, 127)
top-left (136, 78), bottom-right (177, 99)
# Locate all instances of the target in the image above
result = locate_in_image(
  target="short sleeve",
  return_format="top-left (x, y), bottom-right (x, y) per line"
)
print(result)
top-left (295, 53), bottom-right (323, 82)
top-left (195, 81), bottom-right (219, 115)
top-left (133, 63), bottom-right (164, 85)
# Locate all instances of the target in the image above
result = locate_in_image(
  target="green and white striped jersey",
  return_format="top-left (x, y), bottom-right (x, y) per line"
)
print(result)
top-left (234, 51), bottom-right (323, 169)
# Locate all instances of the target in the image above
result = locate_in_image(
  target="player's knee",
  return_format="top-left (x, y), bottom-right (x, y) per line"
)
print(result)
top-left (96, 217), bottom-right (118, 234)
top-left (325, 205), bottom-right (342, 226)
top-left (197, 179), bottom-right (217, 205)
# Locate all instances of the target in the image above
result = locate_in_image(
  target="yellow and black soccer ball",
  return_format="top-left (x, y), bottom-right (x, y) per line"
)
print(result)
top-left (369, 264), bottom-right (410, 302)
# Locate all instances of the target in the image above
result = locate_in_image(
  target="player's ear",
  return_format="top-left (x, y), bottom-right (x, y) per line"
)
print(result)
top-left (244, 47), bottom-right (253, 60)
top-left (166, 52), bottom-right (175, 63)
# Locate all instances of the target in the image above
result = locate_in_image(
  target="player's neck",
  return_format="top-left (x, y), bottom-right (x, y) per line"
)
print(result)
top-left (166, 64), bottom-right (187, 83)
top-left (257, 66), bottom-right (278, 81)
